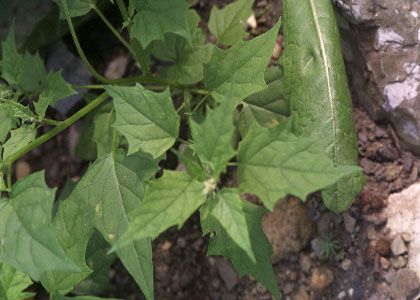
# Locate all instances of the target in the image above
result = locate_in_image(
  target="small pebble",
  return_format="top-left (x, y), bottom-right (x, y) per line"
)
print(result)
top-left (341, 258), bottom-right (352, 271)
top-left (338, 290), bottom-right (346, 299)
top-left (177, 237), bottom-right (187, 248)
top-left (15, 160), bottom-right (31, 179)
top-left (375, 238), bottom-right (391, 256)
top-left (161, 240), bottom-right (172, 251)
top-left (401, 232), bottom-right (411, 242)
top-left (343, 213), bottom-right (357, 233)
top-left (391, 256), bottom-right (407, 269)
top-left (391, 234), bottom-right (407, 256)
top-left (287, 270), bottom-right (299, 282)
top-left (292, 286), bottom-right (309, 300)
top-left (380, 257), bottom-right (390, 270)
top-left (310, 267), bottom-right (334, 291)
top-left (299, 254), bottom-right (312, 274)
top-left (283, 282), bottom-right (295, 295)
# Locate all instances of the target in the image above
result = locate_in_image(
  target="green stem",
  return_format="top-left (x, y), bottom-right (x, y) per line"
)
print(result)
top-left (61, 0), bottom-right (113, 83)
top-left (74, 84), bottom-right (106, 90)
top-left (7, 163), bottom-right (12, 191)
top-left (189, 88), bottom-right (209, 95)
top-left (5, 93), bottom-right (108, 168)
top-left (74, 80), bottom-right (209, 96)
top-left (176, 102), bottom-right (185, 113)
top-left (115, 0), bottom-right (130, 21)
top-left (177, 137), bottom-right (190, 144)
top-left (114, 0), bottom-right (150, 74)
top-left (92, 5), bottom-right (136, 57)
top-left (131, 39), bottom-right (151, 75)
top-left (193, 94), bottom-right (210, 112)
top-left (40, 118), bottom-right (62, 126)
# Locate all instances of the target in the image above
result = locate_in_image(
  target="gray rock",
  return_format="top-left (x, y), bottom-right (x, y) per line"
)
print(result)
top-left (391, 234), bottom-right (408, 256)
top-left (386, 183), bottom-right (420, 280)
top-left (392, 256), bottom-right (408, 269)
top-left (391, 269), bottom-right (420, 299)
top-left (334, 0), bottom-right (420, 153)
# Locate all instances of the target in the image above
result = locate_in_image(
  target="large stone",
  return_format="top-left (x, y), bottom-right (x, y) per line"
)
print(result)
top-left (385, 183), bottom-right (420, 281)
top-left (262, 197), bottom-right (316, 262)
top-left (333, 0), bottom-right (420, 153)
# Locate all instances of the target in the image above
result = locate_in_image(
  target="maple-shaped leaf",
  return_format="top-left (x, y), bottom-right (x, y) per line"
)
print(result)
top-left (200, 189), bottom-right (280, 299)
top-left (130, 0), bottom-right (190, 48)
top-left (204, 19), bottom-right (280, 105)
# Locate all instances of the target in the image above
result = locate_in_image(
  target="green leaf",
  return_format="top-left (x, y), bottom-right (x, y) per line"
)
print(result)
top-left (0, 172), bottom-right (7, 193)
top-left (43, 150), bottom-right (158, 299)
top-left (1, 37), bottom-right (46, 94)
top-left (2, 125), bottom-right (36, 162)
top-left (55, 0), bottom-right (97, 18)
top-left (152, 10), bottom-right (213, 85)
top-left (1, 172), bottom-right (79, 280)
top-left (239, 66), bottom-right (288, 137)
top-left (75, 103), bottom-right (116, 161)
top-left (200, 190), bottom-right (280, 299)
top-left (1, 28), bottom-right (74, 119)
top-left (0, 105), bottom-right (16, 143)
top-left (106, 84), bottom-right (179, 158)
top-left (73, 232), bottom-right (116, 295)
top-left (208, 0), bottom-right (253, 46)
top-left (204, 20), bottom-right (281, 105)
top-left (178, 146), bottom-right (208, 182)
top-left (40, 181), bottom-right (95, 295)
top-left (0, 199), bottom-right (13, 260)
top-left (91, 108), bottom-right (116, 158)
top-left (116, 171), bottom-right (207, 247)
top-left (35, 71), bottom-right (76, 120)
top-left (83, 150), bottom-right (158, 300)
top-left (20, 52), bottom-right (47, 93)
top-left (283, 0), bottom-right (364, 212)
top-left (190, 100), bottom-right (236, 177)
top-left (2, 101), bottom-right (37, 123)
top-left (0, 263), bottom-right (35, 300)
top-left (130, 0), bottom-right (190, 48)
top-left (0, 28), bottom-right (22, 86)
top-left (237, 124), bottom-right (362, 210)
top-left (204, 189), bottom-right (257, 262)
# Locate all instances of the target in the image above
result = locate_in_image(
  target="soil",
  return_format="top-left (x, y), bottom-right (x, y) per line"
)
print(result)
top-left (16, 0), bottom-right (419, 299)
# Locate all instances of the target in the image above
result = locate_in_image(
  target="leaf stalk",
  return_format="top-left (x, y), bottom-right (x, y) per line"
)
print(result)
top-left (4, 93), bottom-right (109, 174)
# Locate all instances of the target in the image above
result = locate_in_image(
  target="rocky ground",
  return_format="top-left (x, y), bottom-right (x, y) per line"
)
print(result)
top-left (6, 0), bottom-right (418, 299)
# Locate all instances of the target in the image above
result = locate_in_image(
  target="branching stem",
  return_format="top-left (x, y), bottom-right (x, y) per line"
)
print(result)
top-left (4, 93), bottom-right (109, 173)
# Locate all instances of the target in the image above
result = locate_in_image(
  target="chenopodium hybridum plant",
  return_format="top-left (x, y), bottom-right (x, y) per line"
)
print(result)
top-left (0, 0), bottom-right (363, 299)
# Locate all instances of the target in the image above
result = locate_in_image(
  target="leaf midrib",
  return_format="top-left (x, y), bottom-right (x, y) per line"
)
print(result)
top-left (308, 0), bottom-right (338, 162)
